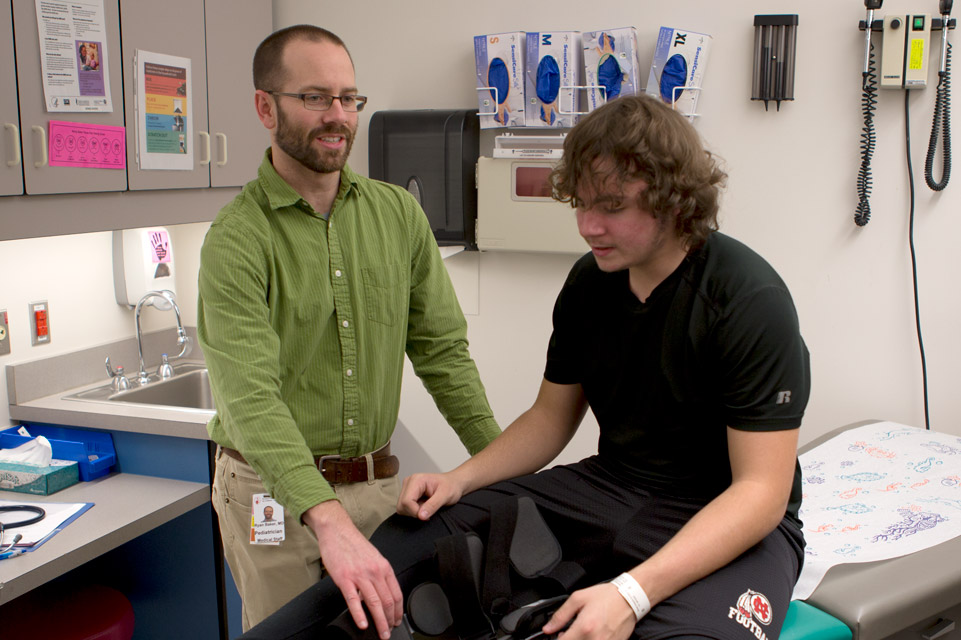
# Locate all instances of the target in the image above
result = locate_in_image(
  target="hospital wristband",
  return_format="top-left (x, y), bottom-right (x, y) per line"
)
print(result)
top-left (611, 573), bottom-right (651, 622)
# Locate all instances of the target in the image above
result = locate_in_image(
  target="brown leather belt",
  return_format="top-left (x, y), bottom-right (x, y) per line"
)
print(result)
top-left (220, 442), bottom-right (400, 485)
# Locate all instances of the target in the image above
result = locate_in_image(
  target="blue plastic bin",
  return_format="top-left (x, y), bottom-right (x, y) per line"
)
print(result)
top-left (0, 424), bottom-right (117, 481)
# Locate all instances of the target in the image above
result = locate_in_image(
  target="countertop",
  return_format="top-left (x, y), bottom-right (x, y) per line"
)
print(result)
top-left (0, 472), bottom-right (210, 605)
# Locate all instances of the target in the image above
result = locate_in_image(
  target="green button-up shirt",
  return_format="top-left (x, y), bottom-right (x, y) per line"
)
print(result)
top-left (198, 151), bottom-right (500, 521)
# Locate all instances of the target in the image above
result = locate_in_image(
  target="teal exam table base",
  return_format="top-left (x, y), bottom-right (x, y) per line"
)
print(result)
top-left (783, 601), bottom-right (852, 640)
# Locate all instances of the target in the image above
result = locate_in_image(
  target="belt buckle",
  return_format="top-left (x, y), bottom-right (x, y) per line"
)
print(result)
top-left (318, 454), bottom-right (341, 474)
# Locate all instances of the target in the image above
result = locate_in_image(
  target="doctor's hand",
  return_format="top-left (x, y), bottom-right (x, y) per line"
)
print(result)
top-left (303, 501), bottom-right (402, 640)
top-left (541, 582), bottom-right (637, 640)
top-left (397, 472), bottom-right (465, 521)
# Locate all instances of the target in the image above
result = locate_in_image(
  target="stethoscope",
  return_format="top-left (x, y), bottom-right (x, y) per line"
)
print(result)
top-left (0, 505), bottom-right (46, 555)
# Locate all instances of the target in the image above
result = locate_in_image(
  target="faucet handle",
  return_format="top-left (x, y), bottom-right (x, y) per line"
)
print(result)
top-left (106, 356), bottom-right (122, 378)
top-left (158, 353), bottom-right (175, 379)
top-left (113, 366), bottom-right (131, 391)
top-left (106, 357), bottom-right (131, 391)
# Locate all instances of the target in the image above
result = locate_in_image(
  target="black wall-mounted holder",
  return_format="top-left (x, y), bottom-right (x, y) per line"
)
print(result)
top-left (752, 15), bottom-right (799, 111)
top-left (368, 110), bottom-right (480, 249)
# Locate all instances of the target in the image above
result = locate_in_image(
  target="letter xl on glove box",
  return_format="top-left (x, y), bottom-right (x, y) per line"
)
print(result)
top-left (646, 26), bottom-right (712, 119)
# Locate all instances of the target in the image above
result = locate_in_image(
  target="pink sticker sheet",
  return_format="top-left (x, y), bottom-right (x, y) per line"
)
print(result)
top-left (48, 120), bottom-right (126, 169)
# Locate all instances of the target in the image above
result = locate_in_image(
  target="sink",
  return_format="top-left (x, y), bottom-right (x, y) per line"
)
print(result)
top-left (64, 362), bottom-right (215, 411)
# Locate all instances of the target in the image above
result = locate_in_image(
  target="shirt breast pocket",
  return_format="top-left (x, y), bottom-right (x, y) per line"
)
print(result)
top-left (362, 264), bottom-right (406, 326)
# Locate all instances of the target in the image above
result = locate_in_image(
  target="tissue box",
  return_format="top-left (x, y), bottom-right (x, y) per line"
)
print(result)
top-left (645, 26), bottom-right (712, 118)
top-left (0, 425), bottom-right (117, 481)
top-left (0, 459), bottom-right (79, 495)
top-left (525, 31), bottom-right (581, 128)
top-left (474, 32), bottom-right (527, 129)
top-left (582, 27), bottom-right (642, 113)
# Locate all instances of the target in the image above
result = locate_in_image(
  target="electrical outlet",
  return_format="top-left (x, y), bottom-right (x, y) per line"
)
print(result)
top-left (29, 300), bottom-right (51, 346)
top-left (0, 309), bottom-right (10, 356)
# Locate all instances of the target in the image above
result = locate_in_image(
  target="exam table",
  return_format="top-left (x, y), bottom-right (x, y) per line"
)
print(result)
top-left (782, 421), bottom-right (961, 640)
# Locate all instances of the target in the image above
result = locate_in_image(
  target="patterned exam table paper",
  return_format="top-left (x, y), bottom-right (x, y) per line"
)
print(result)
top-left (793, 421), bottom-right (961, 600)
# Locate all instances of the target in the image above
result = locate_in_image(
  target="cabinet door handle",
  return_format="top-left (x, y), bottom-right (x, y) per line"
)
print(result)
top-left (216, 133), bottom-right (227, 166)
top-left (31, 125), bottom-right (48, 168)
top-left (3, 123), bottom-right (20, 167)
top-left (199, 131), bottom-right (211, 165)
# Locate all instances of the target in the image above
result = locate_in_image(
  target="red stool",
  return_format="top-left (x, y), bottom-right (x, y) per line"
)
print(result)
top-left (3, 583), bottom-right (135, 640)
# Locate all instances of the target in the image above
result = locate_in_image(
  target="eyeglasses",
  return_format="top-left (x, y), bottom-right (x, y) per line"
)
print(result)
top-left (268, 92), bottom-right (368, 112)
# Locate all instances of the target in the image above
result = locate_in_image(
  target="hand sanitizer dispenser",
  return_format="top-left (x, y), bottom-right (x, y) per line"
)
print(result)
top-left (113, 227), bottom-right (176, 309)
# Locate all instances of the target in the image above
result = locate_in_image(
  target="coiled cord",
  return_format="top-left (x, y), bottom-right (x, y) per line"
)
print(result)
top-left (925, 43), bottom-right (952, 191)
top-left (856, 44), bottom-right (879, 226)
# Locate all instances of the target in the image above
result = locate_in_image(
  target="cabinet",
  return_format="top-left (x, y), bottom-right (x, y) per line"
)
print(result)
top-left (12, 0), bottom-right (127, 195)
top-left (204, 0), bottom-right (271, 188)
top-left (121, 0), bottom-right (269, 191)
top-left (120, 0), bottom-right (210, 191)
top-left (0, 2), bottom-right (21, 196)
top-left (0, 0), bottom-right (271, 238)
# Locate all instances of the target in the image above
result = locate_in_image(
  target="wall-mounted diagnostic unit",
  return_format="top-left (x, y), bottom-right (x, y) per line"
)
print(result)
top-left (855, 1), bottom-right (955, 226)
top-left (880, 13), bottom-right (932, 88)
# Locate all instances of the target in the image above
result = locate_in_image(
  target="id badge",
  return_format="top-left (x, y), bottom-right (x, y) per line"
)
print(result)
top-left (250, 493), bottom-right (285, 545)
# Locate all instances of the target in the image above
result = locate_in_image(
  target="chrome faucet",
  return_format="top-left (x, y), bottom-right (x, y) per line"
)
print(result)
top-left (135, 290), bottom-right (191, 386)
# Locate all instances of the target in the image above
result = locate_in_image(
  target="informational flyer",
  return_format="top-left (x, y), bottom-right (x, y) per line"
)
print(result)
top-left (47, 121), bottom-right (125, 169)
top-left (34, 0), bottom-right (113, 113)
top-left (136, 50), bottom-right (193, 170)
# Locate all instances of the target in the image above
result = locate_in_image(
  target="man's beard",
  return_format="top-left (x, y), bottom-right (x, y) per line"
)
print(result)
top-left (275, 106), bottom-right (356, 174)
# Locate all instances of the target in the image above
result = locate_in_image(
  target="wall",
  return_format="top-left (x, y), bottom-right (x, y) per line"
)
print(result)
top-left (274, 0), bottom-right (961, 471)
top-left (1, 0), bottom-right (957, 479)
top-left (0, 218), bottom-right (217, 423)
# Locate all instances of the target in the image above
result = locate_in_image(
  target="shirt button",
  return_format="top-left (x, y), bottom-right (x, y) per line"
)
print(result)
top-left (342, 320), bottom-right (349, 328)
top-left (335, 270), bottom-right (342, 277)
top-left (346, 369), bottom-right (353, 377)
top-left (347, 419), bottom-right (354, 426)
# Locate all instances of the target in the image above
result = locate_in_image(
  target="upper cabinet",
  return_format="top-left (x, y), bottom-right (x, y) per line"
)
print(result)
top-left (121, 0), bottom-right (270, 191)
top-left (119, 0), bottom-right (210, 191)
top-left (204, 0), bottom-right (271, 188)
top-left (4, 0), bottom-right (270, 197)
top-left (0, 2), bottom-right (22, 196)
top-left (12, 0), bottom-right (127, 194)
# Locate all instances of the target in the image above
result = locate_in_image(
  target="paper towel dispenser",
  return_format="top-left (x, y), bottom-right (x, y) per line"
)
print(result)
top-left (368, 110), bottom-right (479, 248)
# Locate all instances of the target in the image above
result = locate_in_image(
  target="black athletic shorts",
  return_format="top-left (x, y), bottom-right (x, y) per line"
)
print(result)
top-left (443, 456), bottom-right (806, 640)
top-left (240, 456), bottom-right (804, 640)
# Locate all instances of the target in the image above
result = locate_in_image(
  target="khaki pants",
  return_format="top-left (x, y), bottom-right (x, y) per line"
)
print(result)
top-left (211, 447), bottom-right (401, 631)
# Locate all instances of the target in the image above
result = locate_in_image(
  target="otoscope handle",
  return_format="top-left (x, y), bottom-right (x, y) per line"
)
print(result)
top-left (863, 1), bottom-right (883, 79)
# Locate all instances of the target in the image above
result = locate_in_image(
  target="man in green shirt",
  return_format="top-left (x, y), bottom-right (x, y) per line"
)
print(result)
top-left (198, 25), bottom-right (500, 633)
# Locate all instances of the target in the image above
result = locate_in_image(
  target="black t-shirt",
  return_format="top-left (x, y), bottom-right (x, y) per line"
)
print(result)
top-left (545, 232), bottom-right (809, 524)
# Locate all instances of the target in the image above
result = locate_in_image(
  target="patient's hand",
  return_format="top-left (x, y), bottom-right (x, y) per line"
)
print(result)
top-left (397, 472), bottom-right (464, 521)
top-left (541, 582), bottom-right (637, 640)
